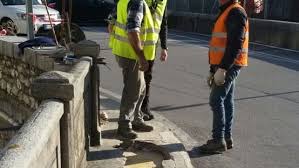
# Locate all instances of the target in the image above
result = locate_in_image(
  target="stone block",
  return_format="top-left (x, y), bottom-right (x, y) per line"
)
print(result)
top-left (74, 40), bottom-right (100, 58)
top-left (34, 71), bottom-right (74, 84)
top-left (33, 46), bottom-right (67, 58)
top-left (16, 79), bottom-right (22, 90)
top-left (0, 40), bottom-right (4, 56)
top-left (32, 71), bottom-right (75, 101)
top-left (12, 43), bottom-right (21, 58)
top-left (11, 86), bottom-right (19, 96)
top-left (0, 36), bottom-right (27, 43)
top-left (0, 79), bottom-right (6, 90)
top-left (2, 40), bottom-right (14, 58)
top-left (162, 160), bottom-right (176, 168)
top-left (36, 55), bottom-right (55, 71)
top-left (23, 48), bottom-right (37, 67)
top-left (6, 83), bottom-right (12, 95)
top-left (23, 94), bottom-right (30, 105)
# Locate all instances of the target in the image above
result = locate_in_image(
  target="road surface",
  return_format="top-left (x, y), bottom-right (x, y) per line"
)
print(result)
top-left (84, 27), bottom-right (299, 168)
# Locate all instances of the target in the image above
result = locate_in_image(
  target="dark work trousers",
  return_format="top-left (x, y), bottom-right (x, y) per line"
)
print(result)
top-left (115, 56), bottom-right (146, 131)
top-left (141, 60), bottom-right (155, 113)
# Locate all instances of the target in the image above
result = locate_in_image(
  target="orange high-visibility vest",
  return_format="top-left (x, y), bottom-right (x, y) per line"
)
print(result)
top-left (209, 3), bottom-right (249, 66)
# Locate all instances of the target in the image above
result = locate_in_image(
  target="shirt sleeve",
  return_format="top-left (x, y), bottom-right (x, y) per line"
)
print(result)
top-left (127, 0), bottom-right (144, 33)
top-left (107, 7), bottom-right (117, 24)
top-left (219, 8), bottom-right (247, 70)
top-left (159, 7), bottom-right (168, 50)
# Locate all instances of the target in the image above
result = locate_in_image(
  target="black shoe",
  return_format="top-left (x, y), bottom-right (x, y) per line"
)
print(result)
top-left (142, 107), bottom-right (154, 121)
top-left (225, 138), bottom-right (233, 149)
top-left (117, 129), bottom-right (137, 139)
top-left (143, 113), bottom-right (154, 121)
top-left (132, 122), bottom-right (154, 132)
top-left (199, 139), bottom-right (227, 154)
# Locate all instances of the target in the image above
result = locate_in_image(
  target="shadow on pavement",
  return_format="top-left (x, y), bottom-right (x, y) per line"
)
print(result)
top-left (101, 129), bottom-right (118, 139)
top-left (87, 149), bottom-right (124, 161)
top-left (188, 146), bottom-right (222, 158)
top-left (160, 143), bottom-right (186, 153)
top-left (151, 90), bottom-right (299, 112)
top-left (107, 118), bottom-right (119, 123)
top-left (100, 98), bottom-right (119, 110)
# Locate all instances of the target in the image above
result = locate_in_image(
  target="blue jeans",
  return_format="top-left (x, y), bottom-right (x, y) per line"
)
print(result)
top-left (209, 66), bottom-right (241, 140)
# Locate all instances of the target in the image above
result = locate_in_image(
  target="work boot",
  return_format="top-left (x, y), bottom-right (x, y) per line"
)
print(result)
top-left (142, 107), bottom-right (154, 121)
top-left (117, 128), bottom-right (137, 139)
top-left (199, 139), bottom-right (227, 154)
top-left (225, 137), bottom-right (233, 149)
top-left (141, 96), bottom-right (154, 121)
top-left (132, 122), bottom-right (154, 132)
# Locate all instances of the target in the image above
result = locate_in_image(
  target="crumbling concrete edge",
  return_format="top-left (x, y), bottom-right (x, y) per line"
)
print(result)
top-left (100, 88), bottom-right (195, 168)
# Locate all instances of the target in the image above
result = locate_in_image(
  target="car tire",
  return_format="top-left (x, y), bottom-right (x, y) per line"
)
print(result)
top-left (1, 19), bottom-right (17, 35)
top-left (45, 23), bottom-right (86, 45)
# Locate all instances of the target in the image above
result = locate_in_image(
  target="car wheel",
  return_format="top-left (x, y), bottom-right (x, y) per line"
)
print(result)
top-left (1, 19), bottom-right (17, 35)
top-left (46, 23), bottom-right (86, 45)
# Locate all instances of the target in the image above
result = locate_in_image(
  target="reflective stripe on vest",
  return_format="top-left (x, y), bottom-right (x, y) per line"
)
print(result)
top-left (114, 21), bottom-right (161, 34)
top-left (209, 47), bottom-right (249, 53)
top-left (111, 32), bottom-right (157, 46)
top-left (211, 32), bottom-right (249, 38)
top-left (209, 3), bottom-right (249, 66)
top-left (109, 0), bottom-right (167, 61)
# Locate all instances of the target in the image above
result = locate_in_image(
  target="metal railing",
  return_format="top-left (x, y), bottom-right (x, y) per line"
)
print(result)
top-left (168, 0), bottom-right (299, 22)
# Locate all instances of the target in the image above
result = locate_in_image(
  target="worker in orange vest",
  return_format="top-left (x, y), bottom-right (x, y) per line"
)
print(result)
top-left (200, 0), bottom-right (249, 153)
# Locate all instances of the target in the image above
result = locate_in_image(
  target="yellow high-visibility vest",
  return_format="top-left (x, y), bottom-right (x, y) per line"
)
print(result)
top-left (109, 0), bottom-right (167, 61)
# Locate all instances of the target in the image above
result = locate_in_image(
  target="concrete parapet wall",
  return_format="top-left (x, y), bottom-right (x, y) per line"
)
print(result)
top-left (31, 53), bottom-right (95, 168)
top-left (68, 57), bottom-right (92, 168)
top-left (0, 100), bottom-right (64, 168)
top-left (168, 12), bottom-right (299, 50)
top-left (0, 37), bottom-right (98, 168)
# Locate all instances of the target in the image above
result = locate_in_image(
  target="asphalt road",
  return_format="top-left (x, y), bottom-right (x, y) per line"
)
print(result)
top-left (84, 27), bottom-right (299, 168)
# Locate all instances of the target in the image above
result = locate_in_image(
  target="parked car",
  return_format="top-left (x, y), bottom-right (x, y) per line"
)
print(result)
top-left (0, 0), bottom-right (61, 34)
top-left (55, 0), bottom-right (115, 25)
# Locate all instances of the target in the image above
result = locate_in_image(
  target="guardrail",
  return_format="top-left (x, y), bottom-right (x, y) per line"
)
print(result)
top-left (168, 11), bottom-right (299, 50)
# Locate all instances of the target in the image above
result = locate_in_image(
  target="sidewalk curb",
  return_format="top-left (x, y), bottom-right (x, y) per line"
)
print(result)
top-left (99, 88), bottom-right (194, 168)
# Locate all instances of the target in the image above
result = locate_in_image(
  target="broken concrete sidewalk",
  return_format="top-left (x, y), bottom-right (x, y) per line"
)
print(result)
top-left (87, 94), bottom-right (193, 168)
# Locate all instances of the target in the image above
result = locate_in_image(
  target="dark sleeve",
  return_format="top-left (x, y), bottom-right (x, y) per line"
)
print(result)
top-left (107, 6), bottom-right (117, 24)
top-left (159, 7), bottom-right (168, 50)
top-left (127, 0), bottom-right (144, 32)
top-left (219, 8), bottom-right (247, 70)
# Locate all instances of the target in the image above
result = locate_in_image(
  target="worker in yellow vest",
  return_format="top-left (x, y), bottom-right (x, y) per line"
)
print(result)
top-left (141, 0), bottom-right (168, 121)
top-left (108, 0), bottom-right (167, 139)
top-left (200, 0), bottom-right (249, 153)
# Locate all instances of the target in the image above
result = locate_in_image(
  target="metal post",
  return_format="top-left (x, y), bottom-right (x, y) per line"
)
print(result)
top-left (264, 0), bottom-right (268, 19)
top-left (90, 54), bottom-right (101, 146)
top-left (26, 0), bottom-right (34, 39)
top-left (201, 0), bottom-right (205, 13)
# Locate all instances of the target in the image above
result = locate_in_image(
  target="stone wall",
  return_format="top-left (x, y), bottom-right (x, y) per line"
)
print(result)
top-left (0, 36), bottom-right (67, 150)
top-left (0, 55), bottom-right (41, 120)
top-left (0, 36), bottom-right (67, 124)
top-left (0, 37), bottom-right (40, 125)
